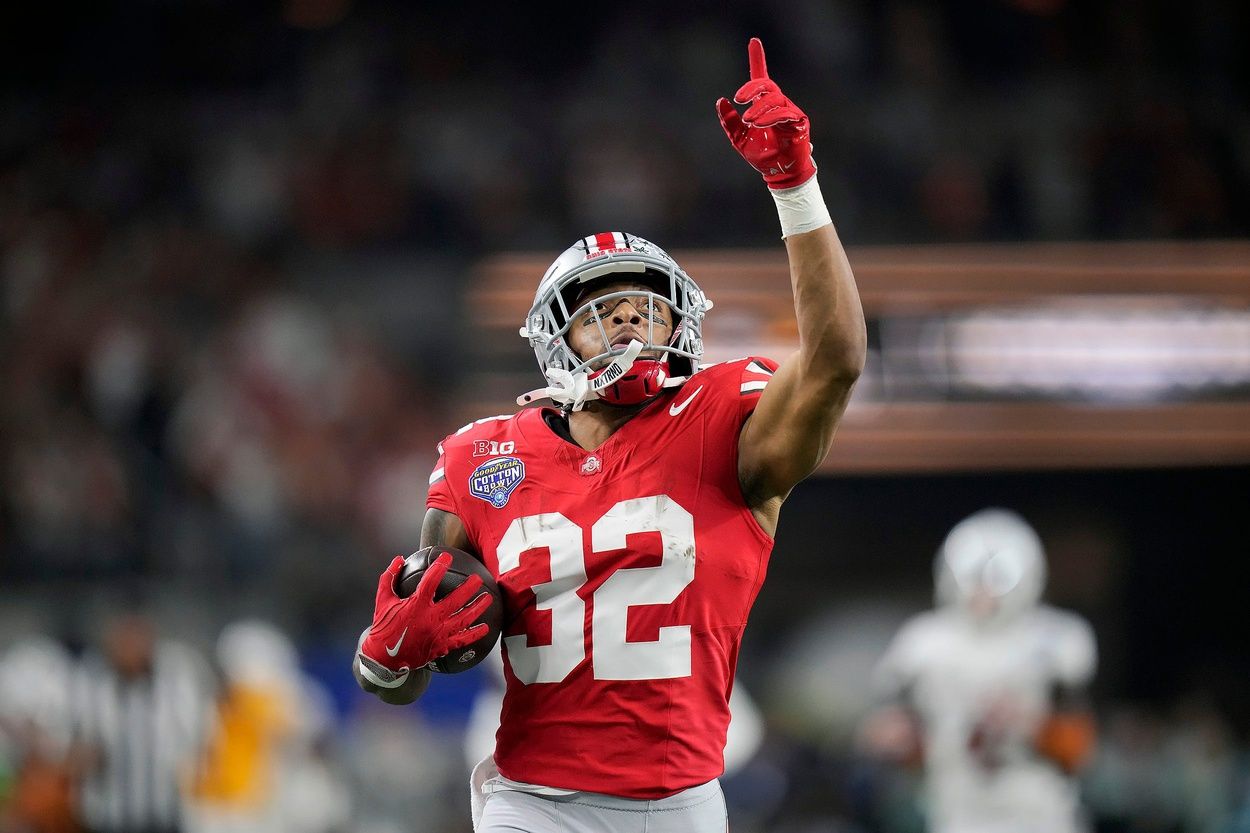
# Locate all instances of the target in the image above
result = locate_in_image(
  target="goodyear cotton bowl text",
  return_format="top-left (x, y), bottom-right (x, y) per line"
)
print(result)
top-left (468, 457), bottom-right (526, 508)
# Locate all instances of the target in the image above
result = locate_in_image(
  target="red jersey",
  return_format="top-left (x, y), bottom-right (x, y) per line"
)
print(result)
top-left (427, 357), bottom-right (778, 798)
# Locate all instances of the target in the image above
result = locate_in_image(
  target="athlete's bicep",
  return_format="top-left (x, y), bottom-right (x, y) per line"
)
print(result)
top-left (420, 507), bottom-right (474, 553)
top-left (738, 351), bottom-right (855, 508)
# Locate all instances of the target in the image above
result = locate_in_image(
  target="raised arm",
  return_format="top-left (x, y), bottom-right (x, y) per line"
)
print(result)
top-left (717, 38), bottom-right (866, 533)
top-left (351, 508), bottom-right (480, 704)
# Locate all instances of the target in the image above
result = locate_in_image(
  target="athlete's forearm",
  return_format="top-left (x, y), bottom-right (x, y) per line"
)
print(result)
top-left (351, 507), bottom-right (475, 704)
top-left (421, 507), bottom-right (473, 550)
top-left (784, 223), bottom-right (866, 388)
top-left (715, 35), bottom-right (865, 389)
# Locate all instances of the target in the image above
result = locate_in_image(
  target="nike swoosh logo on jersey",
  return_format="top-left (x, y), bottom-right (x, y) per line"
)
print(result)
top-left (780, 160), bottom-right (795, 171)
top-left (669, 385), bottom-right (704, 416)
top-left (385, 627), bottom-right (408, 657)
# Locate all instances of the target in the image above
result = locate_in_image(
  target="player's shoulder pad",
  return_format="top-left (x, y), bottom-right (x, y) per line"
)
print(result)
top-left (436, 413), bottom-right (518, 458)
top-left (1035, 604), bottom-right (1096, 639)
top-left (895, 609), bottom-right (950, 646)
top-left (1035, 605), bottom-right (1098, 683)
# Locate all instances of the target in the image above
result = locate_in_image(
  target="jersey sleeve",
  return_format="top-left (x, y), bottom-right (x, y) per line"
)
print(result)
top-left (736, 357), bottom-right (779, 423)
top-left (425, 439), bottom-right (459, 515)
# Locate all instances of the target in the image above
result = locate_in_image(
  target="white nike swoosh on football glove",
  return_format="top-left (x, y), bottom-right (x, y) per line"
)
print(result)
top-left (385, 626), bottom-right (408, 657)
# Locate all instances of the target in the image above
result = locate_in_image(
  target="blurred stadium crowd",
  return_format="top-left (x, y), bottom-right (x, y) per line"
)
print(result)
top-left (2, 1), bottom-right (1249, 832)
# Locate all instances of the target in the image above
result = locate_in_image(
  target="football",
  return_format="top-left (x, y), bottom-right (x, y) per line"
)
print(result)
top-left (396, 546), bottom-right (503, 673)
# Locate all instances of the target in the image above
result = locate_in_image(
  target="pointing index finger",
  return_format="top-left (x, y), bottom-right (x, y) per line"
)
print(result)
top-left (748, 37), bottom-right (768, 80)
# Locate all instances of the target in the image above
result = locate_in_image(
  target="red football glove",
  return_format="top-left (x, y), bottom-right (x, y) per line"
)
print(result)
top-left (357, 554), bottom-right (491, 688)
top-left (716, 37), bottom-right (816, 190)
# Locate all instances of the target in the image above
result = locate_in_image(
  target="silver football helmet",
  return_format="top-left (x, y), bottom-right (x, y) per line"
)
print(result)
top-left (934, 508), bottom-right (1047, 626)
top-left (517, 232), bottom-right (713, 411)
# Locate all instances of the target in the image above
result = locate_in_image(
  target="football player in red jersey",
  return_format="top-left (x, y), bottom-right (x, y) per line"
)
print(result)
top-left (353, 37), bottom-right (866, 832)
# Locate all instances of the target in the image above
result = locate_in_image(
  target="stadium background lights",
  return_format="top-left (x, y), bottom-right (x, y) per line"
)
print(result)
top-left (911, 300), bottom-right (1250, 401)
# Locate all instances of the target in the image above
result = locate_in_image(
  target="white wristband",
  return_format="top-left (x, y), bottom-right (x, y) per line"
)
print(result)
top-left (770, 175), bottom-right (832, 238)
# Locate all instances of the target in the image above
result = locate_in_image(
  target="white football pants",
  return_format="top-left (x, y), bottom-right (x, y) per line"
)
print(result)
top-left (474, 769), bottom-right (726, 833)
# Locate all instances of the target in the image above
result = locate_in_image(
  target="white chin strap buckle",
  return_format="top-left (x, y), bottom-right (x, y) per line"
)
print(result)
top-left (517, 340), bottom-right (644, 411)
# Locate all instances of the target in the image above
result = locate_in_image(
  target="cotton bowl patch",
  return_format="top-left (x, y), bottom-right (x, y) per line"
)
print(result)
top-left (469, 457), bottom-right (526, 508)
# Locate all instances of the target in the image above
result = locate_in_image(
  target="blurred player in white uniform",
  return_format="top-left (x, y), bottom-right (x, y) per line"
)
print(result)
top-left (861, 508), bottom-right (1098, 833)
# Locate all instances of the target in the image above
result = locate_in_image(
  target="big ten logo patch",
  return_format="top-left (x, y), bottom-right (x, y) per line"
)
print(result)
top-left (473, 440), bottom-right (516, 457)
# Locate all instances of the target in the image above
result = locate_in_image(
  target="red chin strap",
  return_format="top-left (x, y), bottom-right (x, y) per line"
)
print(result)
top-left (591, 357), bottom-right (669, 406)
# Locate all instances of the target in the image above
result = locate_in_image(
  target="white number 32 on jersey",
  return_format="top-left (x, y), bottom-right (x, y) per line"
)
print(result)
top-left (495, 495), bottom-right (695, 684)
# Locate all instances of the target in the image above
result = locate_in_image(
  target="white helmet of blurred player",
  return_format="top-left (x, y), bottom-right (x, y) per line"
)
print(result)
top-left (934, 508), bottom-right (1047, 626)
top-left (517, 232), bottom-right (713, 411)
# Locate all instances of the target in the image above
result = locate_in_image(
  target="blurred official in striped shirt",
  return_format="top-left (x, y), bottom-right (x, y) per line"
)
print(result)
top-left (67, 610), bottom-right (217, 833)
